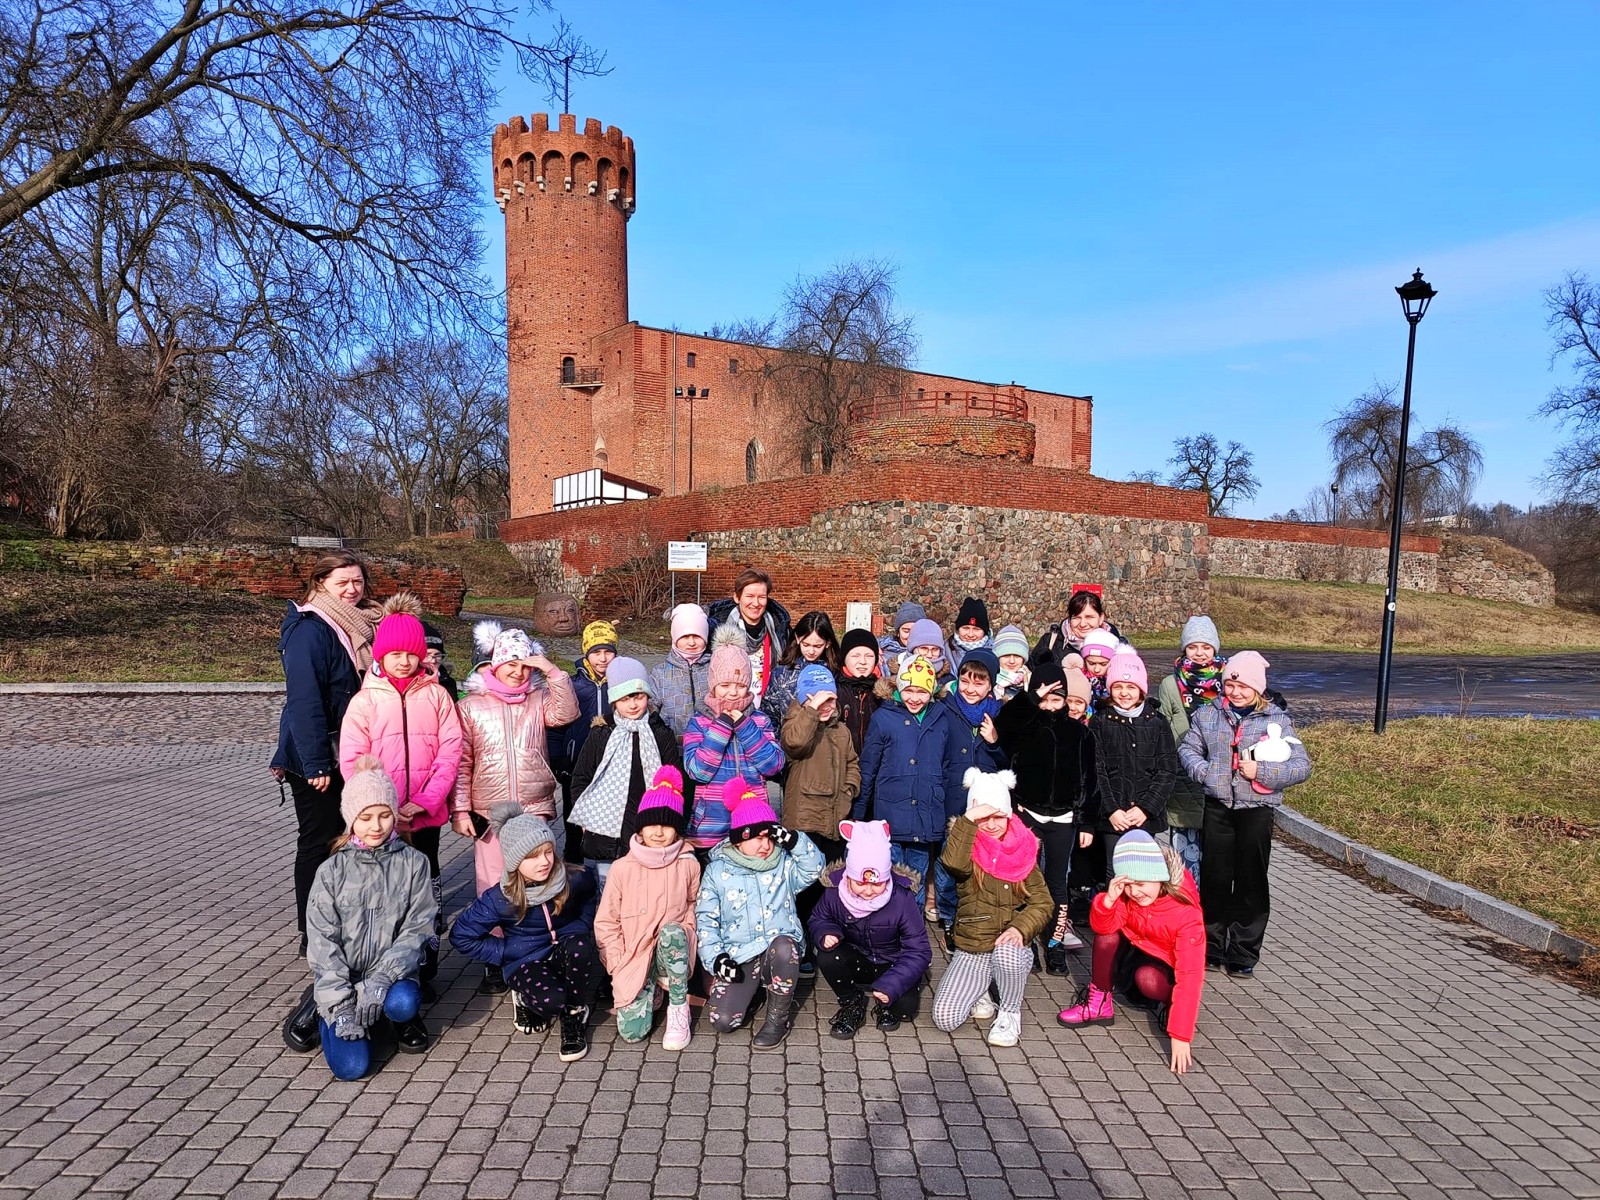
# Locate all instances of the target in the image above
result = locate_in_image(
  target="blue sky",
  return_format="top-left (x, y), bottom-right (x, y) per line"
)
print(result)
top-left (482, 1), bottom-right (1600, 517)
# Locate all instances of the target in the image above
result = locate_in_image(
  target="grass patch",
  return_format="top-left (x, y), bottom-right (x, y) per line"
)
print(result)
top-left (373, 536), bottom-right (538, 597)
top-left (1296, 717), bottom-right (1600, 944)
top-left (1131, 577), bottom-right (1600, 655)
top-left (0, 575), bottom-right (483, 684)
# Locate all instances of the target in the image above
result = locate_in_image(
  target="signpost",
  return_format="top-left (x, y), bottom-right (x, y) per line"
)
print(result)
top-left (667, 541), bottom-right (707, 607)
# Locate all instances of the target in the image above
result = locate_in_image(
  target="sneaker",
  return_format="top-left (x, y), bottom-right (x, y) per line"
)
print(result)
top-left (1048, 904), bottom-right (1085, 952)
top-left (513, 996), bottom-right (540, 1035)
top-left (479, 965), bottom-right (509, 995)
top-left (662, 1002), bottom-right (692, 1051)
top-left (393, 1017), bottom-right (430, 1054)
top-left (798, 958), bottom-right (816, 982)
top-left (969, 994), bottom-right (997, 1022)
top-left (1057, 984), bottom-right (1115, 1028)
top-left (942, 926), bottom-right (956, 954)
top-left (924, 900), bottom-right (941, 924)
top-left (1043, 942), bottom-right (1071, 976)
top-left (873, 1003), bottom-right (901, 1033)
top-left (829, 992), bottom-right (870, 1041)
top-left (986, 1010), bottom-right (1021, 1047)
top-left (558, 1006), bottom-right (589, 1062)
top-left (1226, 964), bottom-right (1255, 978)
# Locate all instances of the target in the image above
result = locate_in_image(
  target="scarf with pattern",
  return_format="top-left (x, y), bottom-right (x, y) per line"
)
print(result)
top-left (570, 713), bottom-right (661, 840)
top-left (1172, 656), bottom-right (1225, 713)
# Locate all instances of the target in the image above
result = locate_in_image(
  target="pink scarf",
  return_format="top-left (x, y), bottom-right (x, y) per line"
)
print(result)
top-left (839, 874), bottom-right (894, 919)
top-left (626, 835), bottom-right (687, 868)
top-left (973, 817), bottom-right (1040, 884)
top-left (477, 665), bottom-right (531, 705)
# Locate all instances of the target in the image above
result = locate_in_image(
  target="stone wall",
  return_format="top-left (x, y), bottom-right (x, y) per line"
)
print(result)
top-left (1437, 535), bottom-right (1555, 607)
top-left (1210, 536), bottom-right (1438, 592)
top-left (0, 540), bottom-right (467, 615)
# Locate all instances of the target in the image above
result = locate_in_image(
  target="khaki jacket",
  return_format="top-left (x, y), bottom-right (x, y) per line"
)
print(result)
top-left (940, 815), bottom-right (1053, 953)
top-left (779, 703), bottom-right (861, 840)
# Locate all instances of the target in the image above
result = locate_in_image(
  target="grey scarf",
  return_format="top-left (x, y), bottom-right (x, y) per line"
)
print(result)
top-left (570, 713), bottom-right (661, 840)
top-left (523, 862), bottom-right (569, 909)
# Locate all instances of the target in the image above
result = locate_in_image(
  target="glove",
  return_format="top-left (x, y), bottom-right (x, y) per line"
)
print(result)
top-left (772, 826), bottom-right (799, 851)
top-left (331, 1007), bottom-right (365, 1041)
top-left (711, 953), bottom-right (744, 984)
top-left (354, 979), bottom-right (389, 1028)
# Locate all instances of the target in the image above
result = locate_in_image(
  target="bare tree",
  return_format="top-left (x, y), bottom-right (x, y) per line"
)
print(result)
top-left (1122, 469), bottom-right (1166, 485)
top-left (1541, 273), bottom-right (1600, 506)
top-left (758, 260), bottom-right (918, 474)
top-left (1325, 384), bottom-right (1482, 527)
top-left (1166, 433), bottom-right (1260, 516)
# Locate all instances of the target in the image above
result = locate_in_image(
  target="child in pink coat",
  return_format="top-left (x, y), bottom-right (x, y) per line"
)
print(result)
top-left (339, 597), bottom-right (464, 980)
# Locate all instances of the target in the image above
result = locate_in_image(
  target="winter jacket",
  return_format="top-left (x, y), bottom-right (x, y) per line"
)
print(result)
top-left (593, 841), bottom-right (701, 1006)
top-left (807, 864), bottom-right (932, 1004)
top-left (852, 698), bottom-right (967, 844)
top-left (834, 671), bottom-right (883, 754)
top-left (1088, 706), bottom-right (1181, 836)
top-left (649, 649), bottom-right (711, 737)
top-left (706, 596), bottom-right (793, 707)
top-left (682, 705), bottom-right (785, 846)
top-left (695, 834), bottom-right (825, 966)
top-left (306, 836), bottom-right (435, 1021)
top-left (1089, 848), bottom-right (1206, 1043)
top-left (940, 815), bottom-right (1053, 953)
top-left (568, 714), bottom-right (683, 850)
top-left (940, 692), bottom-right (1008, 776)
top-left (762, 658), bottom-right (824, 724)
top-left (338, 669), bottom-right (463, 830)
top-left (778, 703), bottom-right (861, 840)
top-left (272, 602), bottom-right (363, 780)
top-left (1179, 699), bottom-right (1311, 810)
top-left (1028, 617), bottom-right (1125, 671)
top-left (449, 869), bottom-right (600, 978)
top-left (548, 665), bottom-right (608, 775)
top-left (452, 666), bottom-right (580, 821)
top-left (993, 692), bottom-right (1097, 821)
top-left (1155, 671), bottom-right (1207, 829)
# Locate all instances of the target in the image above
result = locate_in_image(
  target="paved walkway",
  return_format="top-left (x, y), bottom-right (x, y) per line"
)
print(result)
top-left (2, 698), bottom-right (1599, 1199)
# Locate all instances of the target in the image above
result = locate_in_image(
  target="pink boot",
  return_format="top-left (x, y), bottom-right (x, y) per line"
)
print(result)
top-left (1057, 984), bottom-right (1115, 1028)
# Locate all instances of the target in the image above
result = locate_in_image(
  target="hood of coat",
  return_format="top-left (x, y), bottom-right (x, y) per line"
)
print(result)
top-left (337, 834), bottom-right (410, 866)
top-left (821, 861), bottom-right (920, 893)
top-left (871, 675), bottom-right (897, 702)
top-left (462, 664), bottom-right (548, 696)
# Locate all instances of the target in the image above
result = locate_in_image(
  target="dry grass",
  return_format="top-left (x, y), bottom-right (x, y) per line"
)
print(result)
top-left (375, 536), bottom-right (540, 597)
top-left (1131, 577), bottom-right (1600, 655)
top-left (1297, 718), bottom-right (1600, 943)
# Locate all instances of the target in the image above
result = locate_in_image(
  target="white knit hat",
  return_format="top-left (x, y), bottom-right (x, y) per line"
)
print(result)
top-left (963, 768), bottom-right (1017, 820)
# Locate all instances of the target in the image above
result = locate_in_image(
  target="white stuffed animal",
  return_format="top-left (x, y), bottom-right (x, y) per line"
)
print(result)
top-left (1244, 722), bottom-right (1301, 764)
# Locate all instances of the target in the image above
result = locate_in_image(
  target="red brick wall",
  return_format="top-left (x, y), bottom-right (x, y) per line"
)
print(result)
top-left (1207, 516), bottom-right (1438, 554)
top-left (846, 416), bottom-right (1035, 464)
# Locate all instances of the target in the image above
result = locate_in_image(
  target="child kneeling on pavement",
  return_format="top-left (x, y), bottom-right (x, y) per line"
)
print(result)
top-left (696, 787), bottom-right (825, 1049)
top-left (808, 819), bottom-right (933, 1039)
top-left (450, 804), bottom-right (601, 1062)
top-left (594, 766), bottom-right (701, 1050)
top-left (303, 756), bottom-right (437, 1079)
top-left (932, 768), bottom-right (1053, 1047)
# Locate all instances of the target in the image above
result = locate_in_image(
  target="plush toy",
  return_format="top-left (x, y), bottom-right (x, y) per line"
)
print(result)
top-left (1242, 722), bottom-right (1301, 793)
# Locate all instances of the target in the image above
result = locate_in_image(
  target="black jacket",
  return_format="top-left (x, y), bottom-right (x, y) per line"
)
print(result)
top-left (993, 692), bottom-right (1097, 821)
top-left (833, 671), bottom-right (884, 755)
top-left (569, 712), bottom-right (684, 854)
top-left (271, 602), bottom-right (362, 780)
top-left (1028, 617), bottom-right (1125, 671)
top-left (1088, 706), bottom-right (1180, 835)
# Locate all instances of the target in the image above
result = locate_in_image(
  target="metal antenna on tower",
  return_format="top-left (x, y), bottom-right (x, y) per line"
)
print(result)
top-left (561, 54), bottom-right (573, 113)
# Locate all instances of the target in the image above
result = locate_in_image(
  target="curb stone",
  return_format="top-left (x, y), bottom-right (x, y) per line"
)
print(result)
top-left (1274, 806), bottom-right (1598, 963)
top-left (0, 682), bottom-right (285, 695)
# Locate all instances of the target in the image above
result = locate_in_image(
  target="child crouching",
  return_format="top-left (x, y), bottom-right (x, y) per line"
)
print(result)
top-left (932, 769), bottom-right (1052, 1047)
top-left (303, 756), bottom-right (437, 1079)
top-left (594, 767), bottom-right (701, 1050)
top-left (696, 789), bottom-right (825, 1049)
top-left (809, 819), bottom-right (932, 1039)
top-left (451, 804), bottom-right (601, 1062)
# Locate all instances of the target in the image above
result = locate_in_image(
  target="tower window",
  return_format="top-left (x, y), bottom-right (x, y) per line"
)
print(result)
top-left (729, 358), bottom-right (738, 375)
top-left (746, 440), bottom-right (758, 483)
top-left (686, 352), bottom-right (696, 368)
top-left (561, 356), bottom-right (575, 384)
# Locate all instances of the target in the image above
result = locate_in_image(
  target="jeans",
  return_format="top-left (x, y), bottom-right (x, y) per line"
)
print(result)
top-left (319, 978), bottom-right (421, 1081)
top-left (889, 841), bottom-right (956, 925)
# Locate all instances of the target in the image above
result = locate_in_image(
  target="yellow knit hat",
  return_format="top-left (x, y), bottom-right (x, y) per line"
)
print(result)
top-left (581, 620), bottom-right (619, 657)
top-left (897, 655), bottom-right (938, 695)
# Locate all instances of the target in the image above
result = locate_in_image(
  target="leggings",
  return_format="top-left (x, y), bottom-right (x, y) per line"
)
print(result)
top-left (705, 936), bottom-right (800, 1033)
top-left (815, 940), bottom-right (924, 1019)
top-left (614, 924), bottom-right (693, 1042)
top-left (1019, 812), bottom-right (1076, 907)
top-left (1090, 932), bottom-right (1175, 1005)
top-left (319, 978), bottom-right (421, 1081)
top-left (931, 943), bottom-right (1032, 1030)
top-left (506, 932), bottom-right (602, 1021)
top-left (290, 771), bottom-right (346, 935)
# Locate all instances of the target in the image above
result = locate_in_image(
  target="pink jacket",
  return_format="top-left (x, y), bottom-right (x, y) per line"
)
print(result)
top-left (453, 666), bottom-right (581, 818)
top-left (339, 668), bottom-right (464, 830)
top-left (593, 842), bottom-right (700, 1006)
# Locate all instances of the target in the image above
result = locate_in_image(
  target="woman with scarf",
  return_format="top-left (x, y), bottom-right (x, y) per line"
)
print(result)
top-left (1155, 616), bottom-right (1224, 881)
top-left (274, 551), bottom-right (384, 1051)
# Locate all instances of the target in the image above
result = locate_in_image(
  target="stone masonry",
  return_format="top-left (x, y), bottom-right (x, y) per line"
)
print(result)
top-left (1209, 536), bottom-right (1438, 592)
top-left (1437, 533), bottom-right (1556, 606)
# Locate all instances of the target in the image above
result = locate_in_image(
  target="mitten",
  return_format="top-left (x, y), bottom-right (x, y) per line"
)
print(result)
top-left (711, 953), bottom-right (743, 984)
top-left (772, 826), bottom-right (800, 851)
top-left (354, 978), bottom-right (389, 1028)
top-left (331, 1007), bottom-right (365, 1040)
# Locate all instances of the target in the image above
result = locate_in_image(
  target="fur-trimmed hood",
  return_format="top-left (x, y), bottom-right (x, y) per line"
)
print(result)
top-left (821, 860), bottom-right (921, 893)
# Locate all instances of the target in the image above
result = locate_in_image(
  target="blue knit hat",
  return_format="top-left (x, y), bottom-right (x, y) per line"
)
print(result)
top-left (957, 648), bottom-right (999, 682)
top-left (1111, 830), bottom-right (1170, 883)
top-left (796, 663), bottom-right (837, 705)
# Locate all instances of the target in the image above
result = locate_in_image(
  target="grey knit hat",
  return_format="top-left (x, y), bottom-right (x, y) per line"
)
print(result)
top-left (606, 656), bottom-right (651, 703)
top-left (489, 801), bottom-right (555, 886)
top-left (341, 755), bottom-right (398, 832)
top-left (1180, 615), bottom-right (1220, 654)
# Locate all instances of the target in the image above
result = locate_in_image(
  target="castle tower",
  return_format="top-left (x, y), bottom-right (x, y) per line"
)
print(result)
top-left (492, 113), bottom-right (635, 516)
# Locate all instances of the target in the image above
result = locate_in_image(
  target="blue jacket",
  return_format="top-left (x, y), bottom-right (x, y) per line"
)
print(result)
top-left (548, 667), bottom-right (607, 773)
top-left (807, 865), bottom-right (932, 1004)
top-left (940, 692), bottom-right (1008, 775)
top-left (852, 698), bottom-right (967, 844)
top-left (449, 869), bottom-right (600, 978)
top-left (271, 602), bottom-right (362, 779)
top-left (695, 834), bottom-right (825, 966)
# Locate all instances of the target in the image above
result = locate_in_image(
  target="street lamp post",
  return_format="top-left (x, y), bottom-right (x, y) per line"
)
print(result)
top-left (1374, 269), bottom-right (1437, 734)
top-left (1329, 481), bottom-right (1339, 527)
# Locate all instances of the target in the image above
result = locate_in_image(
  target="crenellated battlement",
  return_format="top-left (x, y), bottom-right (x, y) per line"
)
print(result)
top-left (492, 113), bottom-right (636, 213)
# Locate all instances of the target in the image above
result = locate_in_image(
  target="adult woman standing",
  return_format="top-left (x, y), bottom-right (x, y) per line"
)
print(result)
top-left (272, 551), bottom-right (384, 1050)
top-left (1029, 589), bottom-right (1124, 671)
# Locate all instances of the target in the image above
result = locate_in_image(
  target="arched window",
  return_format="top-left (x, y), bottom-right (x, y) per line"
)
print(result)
top-left (561, 356), bottom-right (575, 384)
top-left (746, 440), bottom-right (759, 483)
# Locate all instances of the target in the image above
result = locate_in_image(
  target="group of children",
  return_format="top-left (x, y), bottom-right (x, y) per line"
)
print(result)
top-left (292, 571), bottom-right (1309, 1081)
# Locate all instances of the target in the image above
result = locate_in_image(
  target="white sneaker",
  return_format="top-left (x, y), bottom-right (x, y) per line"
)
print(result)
top-left (987, 1010), bottom-right (1022, 1047)
top-left (970, 995), bottom-right (997, 1021)
top-left (662, 1002), bottom-right (692, 1051)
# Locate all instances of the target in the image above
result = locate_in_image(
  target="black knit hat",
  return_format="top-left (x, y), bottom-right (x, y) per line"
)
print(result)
top-left (421, 621), bottom-right (447, 653)
top-left (955, 597), bottom-right (991, 635)
top-left (840, 627), bottom-right (880, 662)
top-left (1032, 660), bottom-right (1066, 693)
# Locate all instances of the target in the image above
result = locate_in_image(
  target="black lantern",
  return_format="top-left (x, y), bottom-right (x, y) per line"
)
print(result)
top-left (1396, 269), bottom-right (1436, 325)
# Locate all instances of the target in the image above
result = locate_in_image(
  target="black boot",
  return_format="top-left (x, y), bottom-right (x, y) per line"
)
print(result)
top-left (558, 1006), bottom-right (590, 1062)
top-left (828, 992), bottom-right (869, 1041)
top-left (1043, 941), bottom-right (1071, 976)
top-left (752, 994), bottom-right (796, 1050)
top-left (281, 986), bottom-right (319, 1053)
top-left (873, 1001), bottom-right (903, 1032)
top-left (479, 964), bottom-right (508, 995)
top-left (394, 1016), bottom-right (430, 1054)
